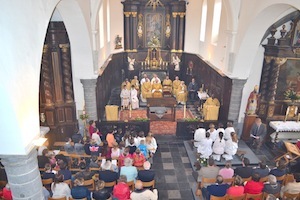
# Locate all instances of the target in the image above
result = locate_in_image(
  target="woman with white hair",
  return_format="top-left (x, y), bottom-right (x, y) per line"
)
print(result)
top-left (263, 174), bottom-right (281, 195)
top-left (120, 158), bottom-right (137, 182)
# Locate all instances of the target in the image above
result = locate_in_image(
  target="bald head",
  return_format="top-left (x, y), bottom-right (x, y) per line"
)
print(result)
top-left (135, 180), bottom-right (143, 190)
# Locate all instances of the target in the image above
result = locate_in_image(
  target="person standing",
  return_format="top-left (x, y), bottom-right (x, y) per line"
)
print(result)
top-left (249, 117), bottom-right (267, 149)
top-left (120, 84), bottom-right (131, 110)
top-left (130, 85), bottom-right (139, 109)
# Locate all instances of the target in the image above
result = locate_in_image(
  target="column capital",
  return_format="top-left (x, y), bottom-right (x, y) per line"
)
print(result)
top-left (80, 79), bottom-right (98, 88)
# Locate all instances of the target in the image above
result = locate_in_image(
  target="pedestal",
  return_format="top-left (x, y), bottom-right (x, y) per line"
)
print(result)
top-left (241, 114), bottom-right (257, 141)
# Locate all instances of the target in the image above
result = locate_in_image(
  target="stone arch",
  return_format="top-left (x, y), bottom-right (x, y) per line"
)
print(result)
top-left (232, 3), bottom-right (299, 79)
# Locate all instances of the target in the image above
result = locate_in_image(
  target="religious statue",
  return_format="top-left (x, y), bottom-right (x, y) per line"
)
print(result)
top-left (246, 85), bottom-right (259, 115)
top-left (128, 57), bottom-right (135, 71)
top-left (115, 35), bottom-right (122, 49)
top-left (172, 55), bottom-right (181, 71)
top-left (186, 61), bottom-right (194, 75)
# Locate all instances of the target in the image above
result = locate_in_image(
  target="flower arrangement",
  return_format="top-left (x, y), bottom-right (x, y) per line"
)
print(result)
top-left (284, 88), bottom-right (300, 101)
top-left (196, 157), bottom-right (207, 167)
top-left (79, 113), bottom-right (89, 121)
top-left (134, 117), bottom-right (149, 122)
top-left (184, 118), bottom-right (199, 122)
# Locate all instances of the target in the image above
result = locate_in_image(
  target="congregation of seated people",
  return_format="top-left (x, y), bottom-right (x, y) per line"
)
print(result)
top-left (30, 124), bottom-right (159, 199)
top-left (197, 156), bottom-right (300, 199)
top-left (120, 73), bottom-right (204, 107)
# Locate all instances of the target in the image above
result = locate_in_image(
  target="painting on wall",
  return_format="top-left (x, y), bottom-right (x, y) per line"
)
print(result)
top-left (276, 58), bottom-right (300, 100)
top-left (145, 12), bottom-right (164, 47)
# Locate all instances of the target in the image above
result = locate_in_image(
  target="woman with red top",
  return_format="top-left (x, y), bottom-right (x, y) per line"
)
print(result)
top-left (132, 148), bottom-right (146, 167)
top-left (227, 175), bottom-right (244, 196)
top-left (119, 147), bottom-right (132, 167)
top-left (244, 173), bottom-right (264, 194)
top-left (88, 120), bottom-right (101, 138)
top-left (113, 175), bottom-right (131, 200)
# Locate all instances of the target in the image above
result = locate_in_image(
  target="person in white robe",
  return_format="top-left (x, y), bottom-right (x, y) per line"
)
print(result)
top-left (130, 85), bottom-right (139, 109)
top-left (140, 73), bottom-right (148, 86)
top-left (212, 131), bottom-right (225, 161)
top-left (207, 123), bottom-right (218, 142)
top-left (120, 85), bottom-right (131, 110)
top-left (194, 126), bottom-right (206, 148)
top-left (223, 132), bottom-right (238, 160)
top-left (224, 122), bottom-right (235, 140)
top-left (197, 132), bottom-right (213, 159)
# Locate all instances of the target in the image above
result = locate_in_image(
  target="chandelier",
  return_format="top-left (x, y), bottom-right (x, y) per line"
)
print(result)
top-left (146, 0), bottom-right (164, 10)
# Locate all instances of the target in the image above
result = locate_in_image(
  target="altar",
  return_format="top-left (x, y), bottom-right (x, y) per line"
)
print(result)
top-left (269, 121), bottom-right (300, 143)
top-left (146, 97), bottom-right (177, 121)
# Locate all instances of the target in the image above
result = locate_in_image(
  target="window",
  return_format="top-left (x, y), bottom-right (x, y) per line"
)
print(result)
top-left (106, 0), bottom-right (110, 43)
top-left (200, 0), bottom-right (207, 42)
top-left (211, 0), bottom-right (222, 45)
top-left (98, 3), bottom-right (104, 48)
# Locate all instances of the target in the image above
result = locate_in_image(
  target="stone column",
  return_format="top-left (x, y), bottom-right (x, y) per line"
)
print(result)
top-left (178, 12), bottom-right (185, 52)
top-left (171, 12), bottom-right (178, 52)
top-left (124, 12), bottom-right (131, 51)
top-left (80, 79), bottom-right (98, 120)
top-left (228, 79), bottom-right (247, 125)
top-left (1, 149), bottom-right (44, 200)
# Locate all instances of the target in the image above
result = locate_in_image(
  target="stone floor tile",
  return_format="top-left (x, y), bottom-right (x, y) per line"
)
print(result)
top-left (161, 152), bottom-right (172, 158)
top-left (165, 175), bottom-right (178, 183)
top-left (181, 156), bottom-right (190, 163)
top-left (163, 163), bottom-right (175, 170)
top-left (168, 190), bottom-right (182, 199)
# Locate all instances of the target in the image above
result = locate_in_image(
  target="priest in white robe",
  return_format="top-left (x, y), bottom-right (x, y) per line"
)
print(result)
top-left (120, 85), bottom-right (131, 110)
top-left (130, 85), bottom-right (139, 110)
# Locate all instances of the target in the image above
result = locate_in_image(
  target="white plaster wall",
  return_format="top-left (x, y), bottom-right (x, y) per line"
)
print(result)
top-left (109, 0), bottom-right (124, 54)
top-left (184, 0), bottom-right (202, 53)
top-left (0, 0), bottom-right (59, 155)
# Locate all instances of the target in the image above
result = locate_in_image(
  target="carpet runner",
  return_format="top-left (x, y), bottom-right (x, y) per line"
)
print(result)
top-left (119, 108), bottom-right (194, 135)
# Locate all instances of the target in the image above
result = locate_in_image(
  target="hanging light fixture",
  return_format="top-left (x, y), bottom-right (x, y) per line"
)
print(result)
top-left (145, 0), bottom-right (164, 10)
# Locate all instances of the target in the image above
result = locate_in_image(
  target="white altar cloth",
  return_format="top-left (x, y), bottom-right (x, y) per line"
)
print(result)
top-left (269, 121), bottom-right (300, 132)
top-left (269, 121), bottom-right (300, 143)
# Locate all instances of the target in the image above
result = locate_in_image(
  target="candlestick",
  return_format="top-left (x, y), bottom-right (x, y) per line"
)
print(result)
top-left (284, 107), bottom-right (289, 122)
top-left (129, 104), bottom-right (132, 118)
top-left (183, 103), bottom-right (186, 118)
top-left (297, 113), bottom-right (300, 122)
top-left (141, 62), bottom-right (144, 66)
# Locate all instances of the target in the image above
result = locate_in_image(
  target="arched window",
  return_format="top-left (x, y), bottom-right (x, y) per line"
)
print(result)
top-left (106, 0), bottom-right (110, 43)
top-left (98, 2), bottom-right (104, 48)
top-left (200, 0), bottom-right (207, 42)
top-left (211, 0), bottom-right (222, 45)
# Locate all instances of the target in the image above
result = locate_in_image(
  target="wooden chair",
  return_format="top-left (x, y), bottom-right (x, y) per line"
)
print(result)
top-left (42, 178), bottom-right (53, 190)
top-left (83, 179), bottom-right (95, 191)
top-left (64, 179), bottom-right (72, 189)
top-left (245, 193), bottom-right (263, 200)
top-left (276, 174), bottom-right (286, 183)
top-left (226, 194), bottom-right (246, 200)
top-left (48, 197), bottom-right (67, 200)
top-left (0, 180), bottom-right (7, 187)
top-left (126, 180), bottom-right (135, 191)
top-left (142, 179), bottom-right (155, 190)
top-left (282, 192), bottom-right (299, 199)
top-left (263, 192), bottom-right (281, 199)
top-left (211, 195), bottom-right (227, 200)
top-left (104, 180), bottom-right (116, 188)
top-left (283, 174), bottom-right (294, 186)
top-left (259, 176), bottom-right (268, 182)
top-left (223, 178), bottom-right (234, 185)
top-left (196, 178), bottom-right (216, 199)
top-left (242, 177), bottom-right (252, 184)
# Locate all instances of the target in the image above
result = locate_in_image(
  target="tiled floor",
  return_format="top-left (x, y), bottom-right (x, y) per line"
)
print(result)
top-left (152, 135), bottom-right (196, 200)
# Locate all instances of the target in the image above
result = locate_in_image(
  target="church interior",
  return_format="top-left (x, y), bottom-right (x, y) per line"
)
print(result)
top-left (1, 0), bottom-right (300, 199)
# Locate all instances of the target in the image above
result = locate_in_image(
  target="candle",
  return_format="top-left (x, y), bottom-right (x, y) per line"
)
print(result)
top-left (129, 104), bottom-right (132, 118)
top-left (141, 62), bottom-right (144, 66)
top-left (284, 107), bottom-right (289, 122)
top-left (183, 104), bottom-right (186, 118)
top-left (297, 113), bottom-right (300, 122)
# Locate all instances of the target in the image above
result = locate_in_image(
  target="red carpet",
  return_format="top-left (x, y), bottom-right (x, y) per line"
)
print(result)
top-left (120, 108), bottom-right (194, 135)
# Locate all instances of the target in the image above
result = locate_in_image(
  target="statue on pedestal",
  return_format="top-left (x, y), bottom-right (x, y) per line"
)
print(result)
top-left (246, 85), bottom-right (259, 115)
top-left (172, 55), bottom-right (181, 71)
top-left (128, 57), bottom-right (135, 71)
